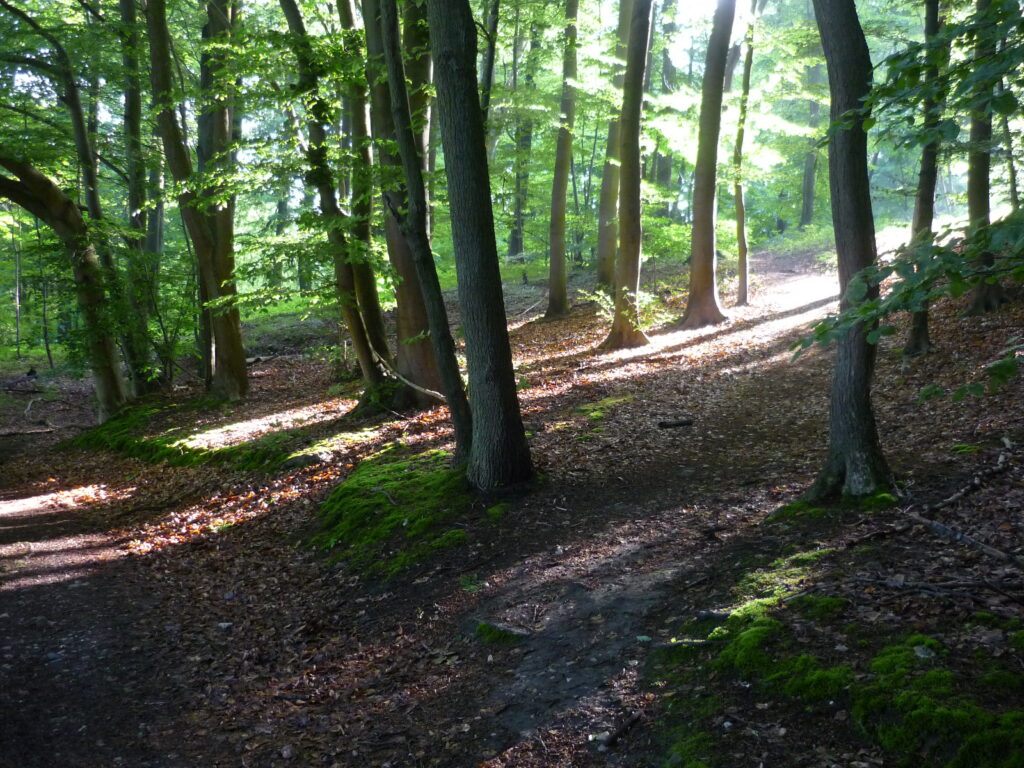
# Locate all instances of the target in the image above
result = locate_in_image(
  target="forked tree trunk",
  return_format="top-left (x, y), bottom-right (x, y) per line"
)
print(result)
top-left (426, 0), bottom-right (533, 490)
top-left (379, 0), bottom-right (473, 460)
top-left (681, 0), bottom-right (735, 329)
top-left (595, 0), bottom-right (634, 290)
top-left (966, 0), bottom-right (1006, 315)
top-left (278, 0), bottom-right (382, 388)
top-left (0, 158), bottom-right (129, 421)
top-left (806, 0), bottom-right (891, 500)
top-left (545, 0), bottom-right (578, 319)
top-left (145, 0), bottom-right (248, 400)
top-left (904, 0), bottom-right (947, 357)
top-left (601, 0), bottom-right (654, 350)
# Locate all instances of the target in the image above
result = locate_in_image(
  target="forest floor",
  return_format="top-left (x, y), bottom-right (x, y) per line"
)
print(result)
top-left (1, 247), bottom-right (1023, 768)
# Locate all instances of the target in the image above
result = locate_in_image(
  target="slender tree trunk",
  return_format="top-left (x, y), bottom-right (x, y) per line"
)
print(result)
top-left (596, 0), bottom-right (635, 289)
top-left (545, 0), bottom-right (577, 319)
top-left (997, 79), bottom-right (1020, 212)
top-left (507, 21), bottom-right (540, 259)
top-left (145, 0), bottom-right (248, 400)
top-left (904, 0), bottom-right (947, 357)
top-left (479, 0), bottom-right (500, 121)
top-left (279, 0), bottom-right (383, 388)
top-left (681, 0), bottom-right (735, 329)
top-left (10, 222), bottom-right (21, 359)
top-left (733, 2), bottom-right (756, 307)
top-left (601, 0), bottom-right (654, 350)
top-left (426, 0), bottom-right (533, 490)
top-left (379, 0), bottom-right (473, 459)
top-left (806, 0), bottom-right (891, 500)
top-left (967, 0), bottom-right (1006, 314)
top-left (0, 158), bottom-right (129, 421)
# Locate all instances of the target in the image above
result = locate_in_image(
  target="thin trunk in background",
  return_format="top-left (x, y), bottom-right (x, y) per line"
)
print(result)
top-left (545, 0), bottom-right (577, 319)
top-left (507, 20), bottom-right (540, 260)
top-left (479, 0), bottom-right (500, 121)
top-left (681, 0), bottom-right (735, 329)
top-left (426, 0), bottom-right (533, 491)
top-left (601, 0), bottom-right (655, 350)
top-left (732, 0), bottom-right (756, 307)
top-left (595, 0), bottom-right (635, 289)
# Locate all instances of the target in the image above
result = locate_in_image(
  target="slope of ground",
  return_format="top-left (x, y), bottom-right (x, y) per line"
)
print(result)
top-left (1, 250), bottom-right (1021, 768)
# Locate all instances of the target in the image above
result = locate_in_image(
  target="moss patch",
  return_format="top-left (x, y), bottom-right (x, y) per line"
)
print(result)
top-left (314, 446), bottom-right (472, 578)
top-left (575, 394), bottom-right (635, 421)
top-left (474, 620), bottom-right (526, 646)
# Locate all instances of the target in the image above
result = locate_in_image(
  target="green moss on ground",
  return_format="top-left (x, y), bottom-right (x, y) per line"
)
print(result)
top-left (474, 621), bottom-right (525, 645)
top-left (313, 446), bottom-right (472, 577)
top-left (575, 394), bottom-right (635, 421)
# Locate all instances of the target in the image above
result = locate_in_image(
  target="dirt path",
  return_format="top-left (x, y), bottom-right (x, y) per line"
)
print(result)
top-left (2, 250), bottom-right (1019, 767)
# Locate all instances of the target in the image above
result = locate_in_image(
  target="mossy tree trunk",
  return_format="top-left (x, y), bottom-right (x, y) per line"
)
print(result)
top-left (805, 0), bottom-right (891, 501)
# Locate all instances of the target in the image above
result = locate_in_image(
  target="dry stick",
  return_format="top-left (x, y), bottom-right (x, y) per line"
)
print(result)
top-left (905, 448), bottom-right (1022, 570)
top-left (369, 347), bottom-right (445, 403)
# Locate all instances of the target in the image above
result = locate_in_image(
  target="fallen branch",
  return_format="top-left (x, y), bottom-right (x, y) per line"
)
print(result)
top-left (657, 418), bottom-right (694, 429)
top-left (599, 711), bottom-right (642, 751)
top-left (906, 510), bottom-right (1024, 572)
top-left (370, 348), bottom-right (446, 403)
top-left (0, 427), bottom-right (53, 436)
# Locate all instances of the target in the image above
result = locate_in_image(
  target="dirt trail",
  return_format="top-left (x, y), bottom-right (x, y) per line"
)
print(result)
top-left (0, 251), bottom-right (855, 767)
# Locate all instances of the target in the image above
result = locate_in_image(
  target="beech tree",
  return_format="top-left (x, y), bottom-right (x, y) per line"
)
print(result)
top-left (681, 0), bottom-right (735, 329)
top-left (806, 0), bottom-right (891, 500)
top-left (601, 0), bottom-right (654, 350)
top-left (426, 0), bottom-right (533, 490)
top-left (545, 0), bottom-right (578, 320)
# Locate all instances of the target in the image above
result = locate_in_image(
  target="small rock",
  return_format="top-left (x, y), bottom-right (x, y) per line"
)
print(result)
top-left (280, 744), bottom-right (295, 759)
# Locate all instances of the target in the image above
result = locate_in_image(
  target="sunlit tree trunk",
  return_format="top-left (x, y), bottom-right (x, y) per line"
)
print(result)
top-left (681, 0), bottom-right (735, 329)
top-left (545, 0), bottom-right (577, 319)
top-left (595, 0), bottom-right (634, 290)
top-left (806, 0), bottom-right (891, 500)
top-left (601, 0), bottom-right (654, 350)
top-left (426, 0), bottom-right (533, 490)
top-left (0, 158), bottom-right (129, 421)
top-left (732, 1), bottom-right (756, 307)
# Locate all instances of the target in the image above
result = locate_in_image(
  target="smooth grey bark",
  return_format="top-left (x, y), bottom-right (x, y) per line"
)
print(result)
top-left (426, 0), bottom-right (533, 490)
top-left (681, 0), bottom-right (735, 329)
top-left (595, 0), bottom-right (634, 289)
top-left (545, 0), bottom-right (577, 319)
top-left (601, 0), bottom-right (654, 350)
top-left (806, 0), bottom-right (891, 500)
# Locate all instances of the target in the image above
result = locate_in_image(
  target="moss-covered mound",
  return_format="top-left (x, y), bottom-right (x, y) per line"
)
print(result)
top-left (314, 446), bottom-right (472, 578)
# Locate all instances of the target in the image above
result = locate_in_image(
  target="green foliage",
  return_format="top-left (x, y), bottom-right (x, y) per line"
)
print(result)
top-left (314, 446), bottom-right (472, 578)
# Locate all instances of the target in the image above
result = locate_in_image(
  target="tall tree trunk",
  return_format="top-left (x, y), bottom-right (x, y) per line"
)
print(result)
top-left (426, 0), bottom-right (533, 491)
top-left (997, 77), bottom-right (1020, 212)
top-left (279, 0), bottom-right (383, 388)
top-left (601, 0), bottom-right (654, 350)
top-left (595, 0), bottom-right (636, 289)
top-left (479, 0), bottom-right (500, 121)
top-left (379, 0), bottom-right (473, 459)
top-left (904, 0), bottom-right (948, 357)
top-left (545, 0), bottom-right (577, 319)
top-left (507, 20), bottom-right (540, 259)
top-left (733, 1), bottom-right (756, 307)
top-left (359, 0), bottom-right (444, 403)
top-left (966, 0), bottom-right (1006, 314)
top-left (145, 0), bottom-right (248, 400)
top-left (0, 158), bottom-right (129, 421)
top-left (681, 0), bottom-right (735, 329)
top-left (806, 0), bottom-right (891, 500)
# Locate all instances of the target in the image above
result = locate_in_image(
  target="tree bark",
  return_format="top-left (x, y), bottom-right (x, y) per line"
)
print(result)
top-left (733, 2), bottom-right (756, 307)
top-left (507, 20), bottom-right (540, 260)
top-left (601, 0), bottom-right (654, 350)
top-left (145, 0), bottom-right (248, 400)
top-left (681, 0), bottom-right (735, 329)
top-left (545, 0), bottom-right (578, 319)
top-left (966, 0), bottom-right (1006, 314)
top-left (806, 0), bottom-right (891, 500)
top-left (595, 0), bottom-right (635, 289)
top-left (426, 0), bottom-right (533, 490)
top-left (379, 0), bottom-right (473, 460)
top-left (0, 157), bottom-right (128, 421)
top-left (479, 0), bottom-right (500, 121)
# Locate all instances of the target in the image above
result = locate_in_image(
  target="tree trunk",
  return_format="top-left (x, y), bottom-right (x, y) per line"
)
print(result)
top-left (426, 0), bottom-right (533, 490)
top-left (601, 0), bottom-right (654, 350)
top-left (904, 0), bottom-right (947, 357)
top-left (966, 0), bottom-right (1006, 315)
top-left (279, 0), bottom-right (383, 389)
top-left (507, 21), bottom-right (540, 260)
top-left (379, 0), bottom-right (473, 460)
top-left (545, 0), bottom-right (577, 319)
top-left (806, 0), bottom-right (891, 500)
top-left (596, 0), bottom-right (635, 290)
top-left (0, 158), bottom-right (129, 421)
top-left (359, 0), bottom-right (445, 403)
top-left (733, 3), bottom-right (756, 307)
top-left (681, 0), bottom-right (735, 329)
top-left (479, 0), bottom-right (500, 121)
top-left (145, 0), bottom-right (248, 400)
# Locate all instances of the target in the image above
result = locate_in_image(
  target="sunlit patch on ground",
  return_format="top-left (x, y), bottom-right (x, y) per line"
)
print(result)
top-left (175, 397), bottom-right (357, 451)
